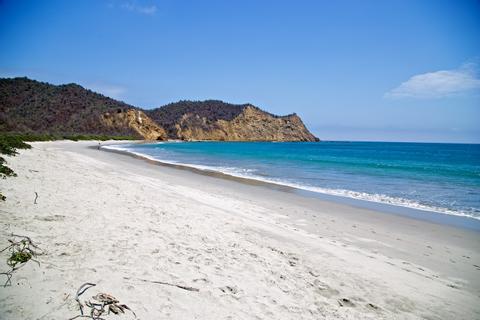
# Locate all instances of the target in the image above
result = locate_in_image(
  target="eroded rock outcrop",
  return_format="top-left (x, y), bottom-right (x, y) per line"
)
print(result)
top-left (147, 101), bottom-right (318, 142)
top-left (173, 106), bottom-right (317, 141)
top-left (100, 109), bottom-right (167, 140)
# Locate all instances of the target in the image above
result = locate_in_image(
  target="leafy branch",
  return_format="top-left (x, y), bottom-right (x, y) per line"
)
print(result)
top-left (0, 234), bottom-right (44, 287)
top-left (0, 134), bottom-right (32, 200)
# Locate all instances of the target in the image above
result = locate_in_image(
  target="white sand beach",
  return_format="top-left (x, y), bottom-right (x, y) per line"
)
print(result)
top-left (0, 141), bottom-right (479, 319)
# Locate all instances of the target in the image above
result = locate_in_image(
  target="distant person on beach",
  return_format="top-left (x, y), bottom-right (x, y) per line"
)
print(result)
top-left (98, 142), bottom-right (101, 150)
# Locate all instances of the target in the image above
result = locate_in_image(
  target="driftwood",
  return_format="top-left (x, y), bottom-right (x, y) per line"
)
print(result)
top-left (0, 234), bottom-right (43, 287)
top-left (70, 282), bottom-right (136, 320)
top-left (123, 276), bottom-right (199, 292)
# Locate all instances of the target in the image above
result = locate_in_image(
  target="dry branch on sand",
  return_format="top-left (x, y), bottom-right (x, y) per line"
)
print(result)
top-left (0, 234), bottom-right (43, 287)
top-left (123, 276), bottom-right (199, 292)
top-left (70, 283), bottom-right (136, 320)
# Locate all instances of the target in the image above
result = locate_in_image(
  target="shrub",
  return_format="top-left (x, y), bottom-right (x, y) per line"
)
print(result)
top-left (0, 134), bottom-right (32, 200)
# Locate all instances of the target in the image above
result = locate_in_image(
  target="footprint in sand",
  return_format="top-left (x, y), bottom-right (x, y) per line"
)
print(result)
top-left (366, 303), bottom-right (380, 311)
top-left (309, 270), bottom-right (320, 277)
top-left (313, 279), bottom-right (339, 298)
top-left (338, 298), bottom-right (355, 307)
top-left (193, 277), bottom-right (209, 284)
top-left (35, 214), bottom-right (65, 222)
top-left (219, 285), bottom-right (240, 295)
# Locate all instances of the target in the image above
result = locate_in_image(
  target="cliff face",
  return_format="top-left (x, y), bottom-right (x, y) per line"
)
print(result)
top-left (100, 109), bottom-right (167, 140)
top-left (147, 100), bottom-right (319, 142)
top-left (1, 78), bottom-right (318, 142)
top-left (173, 106), bottom-right (317, 141)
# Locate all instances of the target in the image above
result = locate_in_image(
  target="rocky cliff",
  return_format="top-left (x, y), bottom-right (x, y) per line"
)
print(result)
top-left (146, 100), bottom-right (318, 142)
top-left (1, 78), bottom-right (318, 142)
top-left (100, 109), bottom-right (167, 140)
top-left (168, 105), bottom-right (316, 141)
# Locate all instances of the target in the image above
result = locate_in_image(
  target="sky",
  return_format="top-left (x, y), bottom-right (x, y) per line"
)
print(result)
top-left (0, 0), bottom-right (479, 143)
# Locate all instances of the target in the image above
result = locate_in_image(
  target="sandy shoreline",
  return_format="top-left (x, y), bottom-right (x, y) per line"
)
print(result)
top-left (0, 141), bottom-right (479, 319)
top-left (101, 142), bottom-right (480, 231)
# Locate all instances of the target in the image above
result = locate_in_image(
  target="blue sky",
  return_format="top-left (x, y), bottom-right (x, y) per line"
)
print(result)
top-left (1, 0), bottom-right (479, 142)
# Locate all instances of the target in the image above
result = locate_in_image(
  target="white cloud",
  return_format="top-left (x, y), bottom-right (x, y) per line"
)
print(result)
top-left (86, 83), bottom-right (126, 99)
top-left (385, 62), bottom-right (480, 99)
top-left (121, 1), bottom-right (157, 15)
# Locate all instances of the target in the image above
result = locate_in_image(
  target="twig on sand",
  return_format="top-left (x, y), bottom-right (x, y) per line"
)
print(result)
top-left (74, 283), bottom-right (96, 316)
top-left (0, 234), bottom-right (43, 287)
top-left (34, 192), bottom-right (38, 204)
top-left (70, 282), bottom-right (136, 320)
top-left (123, 276), bottom-right (200, 292)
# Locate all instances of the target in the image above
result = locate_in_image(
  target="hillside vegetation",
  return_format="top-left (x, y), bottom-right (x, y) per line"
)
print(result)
top-left (0, 77), bottom-right (318, 142)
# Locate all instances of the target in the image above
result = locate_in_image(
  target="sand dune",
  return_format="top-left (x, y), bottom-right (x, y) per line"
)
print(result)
top-left (0, 141), bottom-right (479, 319)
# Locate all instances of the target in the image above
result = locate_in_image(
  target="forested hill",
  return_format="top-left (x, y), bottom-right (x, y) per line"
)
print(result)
top-left (0, 77), bottom-right (318, 142)
top-left (0, 77), bottom-right (166, 140)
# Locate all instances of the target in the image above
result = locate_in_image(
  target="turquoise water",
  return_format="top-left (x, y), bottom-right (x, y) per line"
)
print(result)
top-left (110, 141), bottom-right (480, 220)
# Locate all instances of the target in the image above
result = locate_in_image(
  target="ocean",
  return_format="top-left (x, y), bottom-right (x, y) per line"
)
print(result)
top-left (107, 141), bottom-right (480, 221)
